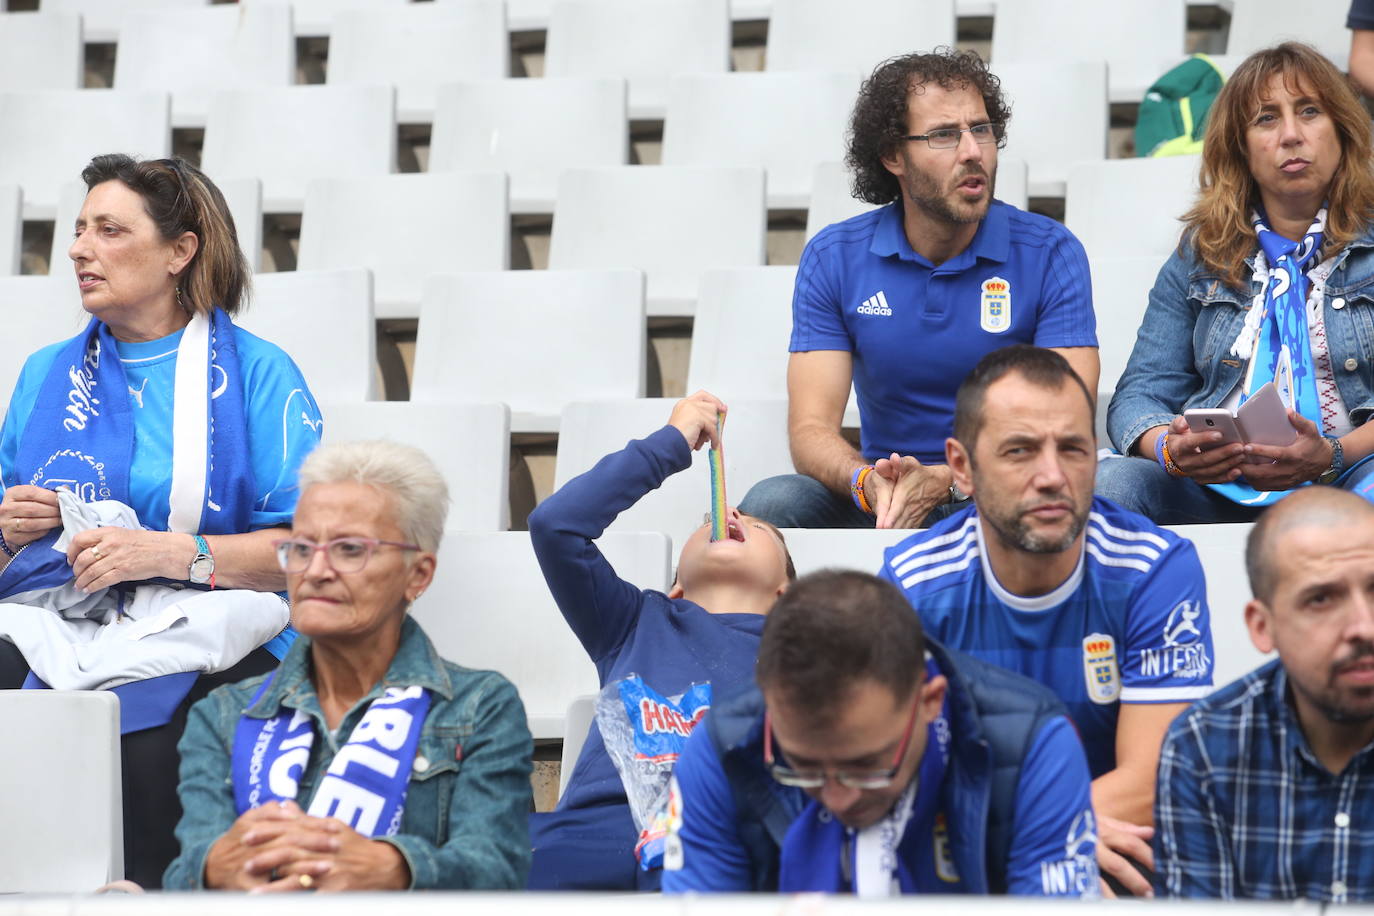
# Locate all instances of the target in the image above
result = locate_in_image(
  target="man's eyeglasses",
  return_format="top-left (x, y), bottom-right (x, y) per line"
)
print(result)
top-left (763, 697), bottom-right (921, 790)
top-left (273, 537), bottom-right (421, 574)
top-left (904, 122), bottom-right (1004, 150)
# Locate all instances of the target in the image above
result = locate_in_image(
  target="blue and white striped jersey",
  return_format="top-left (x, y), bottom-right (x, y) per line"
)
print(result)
top-left (879, 497), bottom-right (1213, 777)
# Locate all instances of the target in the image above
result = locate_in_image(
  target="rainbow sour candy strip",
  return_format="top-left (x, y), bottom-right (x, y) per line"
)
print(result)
top-left (708, 411), bottom-right (728, 542)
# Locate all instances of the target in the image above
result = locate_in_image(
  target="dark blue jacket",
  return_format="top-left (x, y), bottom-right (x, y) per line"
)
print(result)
top-left (678, 639), bottom-right (1092, 894)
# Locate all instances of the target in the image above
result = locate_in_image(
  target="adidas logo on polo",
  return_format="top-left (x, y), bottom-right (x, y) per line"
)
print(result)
top-left (857, 291), bottom-right (893, 316)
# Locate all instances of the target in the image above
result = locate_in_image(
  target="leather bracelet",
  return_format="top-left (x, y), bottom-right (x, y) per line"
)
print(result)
top-left (850, 465), bottom-right (876, 515)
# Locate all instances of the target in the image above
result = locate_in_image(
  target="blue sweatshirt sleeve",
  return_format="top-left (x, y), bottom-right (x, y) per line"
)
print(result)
top-left (528, 425), bottom-right (693, 665)
top-left (660, 719), bottom-right (755, 892)
top-left (1005, 716), bottom-right (1102, 897)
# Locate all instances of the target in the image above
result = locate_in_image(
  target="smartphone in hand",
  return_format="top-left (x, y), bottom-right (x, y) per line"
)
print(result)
top-left (1183, 382), bottom-right (1298, 448)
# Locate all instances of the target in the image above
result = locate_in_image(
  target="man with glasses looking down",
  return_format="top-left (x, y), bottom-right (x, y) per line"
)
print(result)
top-left (661, 569), bottom-right (1100, 896)
top-left (740, 48), bottom-right (1099, 531)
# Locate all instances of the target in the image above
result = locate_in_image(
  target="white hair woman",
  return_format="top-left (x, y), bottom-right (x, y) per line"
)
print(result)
top-left (164, 440), bottom-right (533, 892)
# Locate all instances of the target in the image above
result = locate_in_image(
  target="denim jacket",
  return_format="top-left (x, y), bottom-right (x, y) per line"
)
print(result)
top-left (163, 616), bottom-right (533, 890)
top-left (1107, 226), bottom-right (1374, 454)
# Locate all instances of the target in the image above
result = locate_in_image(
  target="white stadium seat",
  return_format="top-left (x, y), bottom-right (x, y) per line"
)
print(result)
top-left (0, 11), bottom-right (81, 91)
top-left (42, 0), bottom-right (208, 43)
top-left (430, 77), bottom-right (627, 215)
top-left (318, 400), bottom-right (512, 531)
top-left (1166, 523), bottom-right (1272, 688)
top-left (685, 266), bottom-right (796, 401)
top-left (0, 184), bottom-right (19, 275)
top-left (0, 89), bottom-right (170, 220)
top-left (201, 85), bottom-right (394, 213)
top-left (296, 172), bottom-right (508, 320)
top-left (50, 176), bottom-right (264, 271)
top-left (558, 694), bottom-right (597, 798)
top-left (992, 0), bottom-right (1188, 104)
top-left (0, 691), bottom-right (122, 892)
top-left (1066, 157), bottom-right (1199, 260)
top-left (1227, 0), bottom-right (1351, 70)
top-left (661, 71), bottom-right (861, 210)
top-left (328, 2), bottom-right (507, 123)
top-left (765, 0), bottom-right (953, 74)
top-left (239, 0), bottom-right (407, 38)
top-left (113, 4), bottom-right (294, 129)
top-left (779, 527), bottom-right (912, 577)
top-left (1090, 255), bottom-right (1165, 393)
top-left (804, 157), bottom-right (1028, 240)
top-left (548, 166), bottom-right (766, 317)
top-left (0, 276), bottom-right (85, 409)
top-left (554, 398), bottom-right (793, 552)
top-left (543, 0), bottom-right (730, 120)
top-left (240, 268), bottom-right (378, 402)
top-left (411, 269), bottom-right (644, 434)
top-left (996, 60), bottom-right (1108, 198)
top-left (412, 530), bottom-right (671, 739)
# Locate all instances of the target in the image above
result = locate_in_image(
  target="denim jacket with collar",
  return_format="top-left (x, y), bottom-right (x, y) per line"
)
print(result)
top-left (163, 615), bottom-right (533, 890)
top-left (1106, 225), bottom-right (1374, 454)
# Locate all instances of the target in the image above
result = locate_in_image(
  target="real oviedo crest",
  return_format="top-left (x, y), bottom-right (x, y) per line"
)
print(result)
top-left (1082, 633), bottom-right (1121, 705)
top-left (980, 276), bottom-right (1011, 333)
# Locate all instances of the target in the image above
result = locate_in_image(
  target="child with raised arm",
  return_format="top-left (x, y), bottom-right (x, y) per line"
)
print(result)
top-left (526, 391), bottom-right (795, 891)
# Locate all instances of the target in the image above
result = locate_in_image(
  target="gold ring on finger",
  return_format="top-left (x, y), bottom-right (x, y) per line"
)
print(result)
top-left (298, 874), bottom-right (314, 890)
top-left (90, 545), bottom-right (102, 559)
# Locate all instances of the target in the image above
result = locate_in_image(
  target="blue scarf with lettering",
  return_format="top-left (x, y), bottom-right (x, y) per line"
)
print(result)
top-left (777, 658), bottom-right (955, 895)
top-left (1213, 208), bottom-right (1325, 507)
top-left (232, 673), bottom-right (432, 837)
top-left (0, 309), bottom-right (256, 730)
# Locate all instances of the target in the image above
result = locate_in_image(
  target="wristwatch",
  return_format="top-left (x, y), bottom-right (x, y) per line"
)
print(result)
top-left (1318, 436), bottom-right (1345, 485)
top-left (188, 534), bottom-right (215, 586)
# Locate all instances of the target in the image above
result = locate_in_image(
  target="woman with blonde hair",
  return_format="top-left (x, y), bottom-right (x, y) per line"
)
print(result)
top-left (1101, 41), bottom-right (1374, 523)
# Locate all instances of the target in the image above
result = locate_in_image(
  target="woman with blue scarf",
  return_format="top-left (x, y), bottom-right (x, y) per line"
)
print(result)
top-left (0, 154), bottom-right (322, 886)
top-left (164, 440), bottom-right (533, 892)
top-left (1101, 42), bottom-right (1374, 524)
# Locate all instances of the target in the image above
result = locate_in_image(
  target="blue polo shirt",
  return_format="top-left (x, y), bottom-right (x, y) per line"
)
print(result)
top-left (792, 200), bottom-right (1097, 464)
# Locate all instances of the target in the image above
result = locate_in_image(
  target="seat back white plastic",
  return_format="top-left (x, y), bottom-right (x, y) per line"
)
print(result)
top-left (0, 691), bottom-right (122, 892)
top-left (1166, 523), bottom-right (1272, 689)
top-left (240, 268), bottom-right (378, 402)
top-left (685, 266), bottom-right (796, 400)
top-left (411, 269), bottom-right (644, 433)
top-left (805, 157), bottom-right (1028, 240)
top-left (778, 527), bottom-right (909, 578)
top-left (202, 85), bottom-right (394, 213)
top-left (43, 0), bottom-right (208, 42)
top-left (0, 183), bottom-right (19, 275)
top-left (1066, 157), bottom-right (1198, 260)
top-left (430, 77), bottom-right (627, 215)
top-left (992, 0), bottom-right (1187, 102)
top-left (51, 176), bottom-right (263, 271)
top-left (0, 275), bottom-right (87, 408)
top-left (239, 0), bottom-right (409, 37)
top-left (996, 60), bottom-right (1108, 198)
top-left (765, 0), bottom-right (954, 74)
top-left (0, 11), bottom-right (82, 91)
top-left (661, 71), bottom-right (861, 210)
top-left (558, 693), bottom-right (597, 798)
top-left (412, 530), bottom-right (671, 739)
top-left (549, 166), bottom-right (766, 317)
top-left (554, 398), bottom-right (792, 552)
top-left (1091, 255), bottom-right (1165, 392)
top-left (543, 0), bottom-right (730, 119)
top-left (328, 2), bottom-right (507, 123)
top-left (1227, 0), bottom-right (1351, 69)
top-left (296, 172), bottom-right (508, 320)
top-left (0, 89), bottom-right (170, 220)
top-left (114, 4), bottom-right (294, 128)
top-left (318, 400), bottom-right (511, 531)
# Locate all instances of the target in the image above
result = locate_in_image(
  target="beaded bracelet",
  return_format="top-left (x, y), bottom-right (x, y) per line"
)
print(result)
top-left (1154, 432), bottom-right (1185, 478)
top-left (850, 465), bottom-right (876, 515)
top-left (0, 528), bottom-right (15, 559)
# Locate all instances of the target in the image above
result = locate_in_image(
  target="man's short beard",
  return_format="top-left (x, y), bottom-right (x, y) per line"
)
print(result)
top-left (984, 509), bottom-right (1087, 555)
top-left (1294, 641), bottom-right (1374, 724)
top-left (900, 154), bottom-right (995, 226)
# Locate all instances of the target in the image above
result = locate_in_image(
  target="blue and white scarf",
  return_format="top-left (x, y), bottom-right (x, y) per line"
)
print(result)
top-left (0, 308), bottom-right (256, 729)
top-left (1215, 208), bottom-right (1328, 507)
top-left (777, 657), bottom-right (956, 895)
top-left (232, 674), bottom-right (432, 837)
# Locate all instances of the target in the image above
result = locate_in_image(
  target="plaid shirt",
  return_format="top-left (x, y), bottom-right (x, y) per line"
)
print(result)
top-left (1154, 659), bottom-right (1374, 901)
